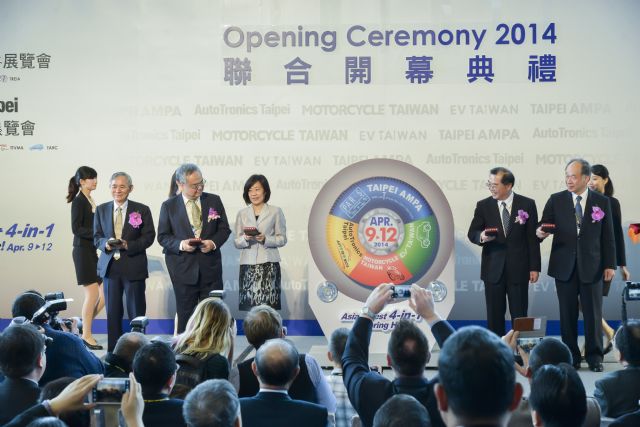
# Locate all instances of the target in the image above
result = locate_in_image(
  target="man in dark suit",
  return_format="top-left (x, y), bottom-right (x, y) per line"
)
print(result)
top-left (104, 332), bottom-right (150, 378)
top-left (468, 167), bottom-right (541, 337)
top-left (537, 158), bottom-right (616, 372)
top-left (11, 292), bottom-right (104, 386)
top-left (133, 342), bottom-right (186, 427)
top-left (342, 283), bottom-right (455, 427)
top-left (435, 327), bottom-right (523, 427)
top-left (158, 163), bottom-right (231, 333)
top-left (94, 172), bottom-right (156, 352)
top-left (594, 320), bottom-right (640, 418)
top-left (239, 339), bottom-right (328, 427)
top-left (0, 324), bottom-right (46, 425)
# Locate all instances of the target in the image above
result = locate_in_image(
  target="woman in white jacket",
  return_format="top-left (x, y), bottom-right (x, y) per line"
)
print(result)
top-left (234, 174), bottom-right (287, 310)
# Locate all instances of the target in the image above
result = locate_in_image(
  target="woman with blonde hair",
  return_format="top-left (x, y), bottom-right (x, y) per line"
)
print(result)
top-left (173, 297), bottom-right (235, 393)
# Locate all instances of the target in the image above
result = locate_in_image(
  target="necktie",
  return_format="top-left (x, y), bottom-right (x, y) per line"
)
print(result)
top-left (501, 201), bottom-right (510, 236)
top-left (114, 206), bottom-right (122, 260)
top-left (575, 195), bottom-right (583, 229)
top-left (189, 200), bottom-right (202, 237)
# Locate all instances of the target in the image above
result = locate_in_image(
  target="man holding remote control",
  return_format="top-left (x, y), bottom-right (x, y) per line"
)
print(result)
top-left (467, 166), bottom-right (541, 337)
top-left (158, 163), bottom-right (231, 333)
top-left (94, 172), bottom-right (156, 352)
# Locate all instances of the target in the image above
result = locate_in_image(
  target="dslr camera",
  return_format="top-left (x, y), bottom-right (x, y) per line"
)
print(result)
top-left (31, 291), bottom-right (80, 334)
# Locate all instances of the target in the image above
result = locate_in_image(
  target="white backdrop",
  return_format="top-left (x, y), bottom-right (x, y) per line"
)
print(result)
top-left (0, 0), bottom-right (638, 330)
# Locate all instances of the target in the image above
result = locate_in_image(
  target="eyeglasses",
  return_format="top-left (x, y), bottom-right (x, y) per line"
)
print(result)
top-left (187, 180), bottom-right (206, 190)
top-left (485, 181), bottom-right (501, 190)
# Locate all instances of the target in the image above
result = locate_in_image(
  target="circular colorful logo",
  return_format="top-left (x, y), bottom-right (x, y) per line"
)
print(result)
top-left (327, 177), bottom-right (438, 288)
top-left (309, 159), bottom-right (454, 302)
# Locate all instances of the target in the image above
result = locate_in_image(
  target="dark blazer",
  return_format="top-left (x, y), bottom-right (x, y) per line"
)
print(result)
top-left (342, 316), bottom-right (455, 427)
top-left (71, 192), bottom-right (95, 249)
top-left (2, 403), bottom-right (49, 427)
top-left (610, 196), bottom-right (627, 266)
top-left (0, 378), bottom-right (41, 425)
top-left (594, 366), bottom-right (640, 418)
top-left (39, 324), bottom-right (104, 386)
top-left (142, 395), bottom-right (186, 427)
top-left (540, 190), bottom-right (616, 283)
top-left (611, 409), bottom-right (640, 427)
top-left (468, 193), bottom-right (541, 283)
top-left (94, 199), bottom-right (156, 280)
top-left (157, 193), bottom-right (231, 285)
top-left (240, 391), bottom-right (328, 427)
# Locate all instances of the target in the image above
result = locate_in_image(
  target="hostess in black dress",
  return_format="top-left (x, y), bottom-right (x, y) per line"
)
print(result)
top-left (71, 192), bottom-right (101, 285)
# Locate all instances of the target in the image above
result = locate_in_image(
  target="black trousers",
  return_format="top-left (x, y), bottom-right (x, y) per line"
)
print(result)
top-left (104, 267), bottom-right (146, 352)
top-left (172, 272), bottom-right (218, 333)
top-left (484, 273), bottom-right (528, 337)
top-left (555, 268), bottom-right (603, 366)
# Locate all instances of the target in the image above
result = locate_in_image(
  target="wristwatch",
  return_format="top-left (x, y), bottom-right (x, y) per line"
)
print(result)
top-left (360, 306), bottom-right (376, 319)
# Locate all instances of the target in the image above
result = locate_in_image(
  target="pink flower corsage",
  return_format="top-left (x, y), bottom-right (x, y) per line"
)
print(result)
top-left (128, 212), bottom-right (142, 228)
top-left (515, 209), bottom-right (529, 225)
top-left (208, 208), bottom-right (221, 222)
top-left (591, 206), bottom-right (605, 223)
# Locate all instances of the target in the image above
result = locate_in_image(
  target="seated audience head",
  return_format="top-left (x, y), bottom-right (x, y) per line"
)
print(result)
top-left (25, 418), bottom-right (68, 427)
top-left (387, 320), bottom-right (429, 376)
top-left (328, 327), bottom-right (349, 368)
top-left (614, 319), bottom-right (640, 366)
top-left (373, 394), bottom-right (431, 427)
top-left (526, 337), bottom-right (573, 378)
top-left (252, 338), bottom-right (299, 389)
top-left (529, 363), bottom-right (587, 427)
top-left (243, 305), bottom-right (284, 350)
top-left (11, 291), bottom-right (46, 320)
top-left (0, 324), bottom-right (46, 380)
top-left (175, 298), bottom-right (233, 357)
top-left (40, 377), bottom-right (90, 427)
top-left (133, 341), bottom-right (178, 396)
top-left (113, 332), bottom-right (150, 372)
top-left (183, 379), bottom-right (241, 427)
top-left (436, 326), bottom-right (522, 426)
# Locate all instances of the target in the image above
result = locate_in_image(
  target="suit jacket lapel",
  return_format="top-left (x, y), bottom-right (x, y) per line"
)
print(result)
top-left (105, 202), bottom-right (115, 238)
top-left (488, 198), bottom-right (505, 238)
top-left (564, 191), bottom-right (579, 237)
top-left (256, 204), bottom-right (270, 225)
top-left (175, 196), bottom-right (194, 237)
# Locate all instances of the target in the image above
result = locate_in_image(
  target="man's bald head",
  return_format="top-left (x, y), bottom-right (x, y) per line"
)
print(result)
top-left (253, 338), bottom-right (299, 388)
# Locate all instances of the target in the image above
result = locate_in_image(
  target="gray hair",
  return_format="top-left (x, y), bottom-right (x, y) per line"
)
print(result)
top-left (175, 163), bottom-right (202, 184)
top-left (565, 158), bottom-right (591, 177)
top-left (183, 379), bottom-right (240, 427)
top-left (110, 172), bottom-right (133, 186)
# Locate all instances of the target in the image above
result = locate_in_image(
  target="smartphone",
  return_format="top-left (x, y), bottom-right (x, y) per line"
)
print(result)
top-left (188, 238), bottom-right (203, 247)
top-left (107, 238), bottom-right (123, 248)
top-left (244, 227), bottom-right (260, 237)
top-left (390, 285), bottom-right (411, 299)
top-left (484, 227), bottom-right (498, 237)
top-left (540, 223), bottom-right (556, 233)
top-left (517, 337), bottom-right (543, 353)
top-left (92, 378), bottom-right (130, 405)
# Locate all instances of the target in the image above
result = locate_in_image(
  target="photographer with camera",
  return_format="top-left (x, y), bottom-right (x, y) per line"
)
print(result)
top-left (11, 291), bottom-right (104, 386)
top-left (342, 283), bottom-right (455, 427)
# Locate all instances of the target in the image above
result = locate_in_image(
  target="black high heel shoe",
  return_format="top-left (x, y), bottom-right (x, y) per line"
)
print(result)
top-left (603, 340), bottom-right (613, 355)
top-left (82, 339), bottom-right (103, 350)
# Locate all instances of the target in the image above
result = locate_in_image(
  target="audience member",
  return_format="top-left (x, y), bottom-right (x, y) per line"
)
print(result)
top-left (0, 324), bottom-right (47, 424)
top-left (133, 341), bottom-right (186, 427)
top-left (25, 417), bottom-right (68, 427)
top-left (372, 394), bottom-right (431, 427)
top-left (239, 339), bottom-right (328, 427)
top-left (528, 363), bottom-right (587, 427)
top-left (503, 334), bottom-right (600, 427)
top-left (183, 379), bottom-right (241, 427)
top-left (342, 283), bottom-right (454, 427)
top-left (435, 326), bottom-right (523, 427)
top-left (594, 320), bottom-right (640, 418)
top-left (234, 305), bottom-right (336, 412)
top-left (173, 298), bottom-right (234, 397)
top-left (11, 292), bottom-right (104, 385)
top-left (611, 408), bottom-right (640, 427)
top-left (327, 327), bottom-right (356, 427)
top-left (40, 377), bottom-right (89, 427)
top-left (104, 332), bottom-right (150, 378)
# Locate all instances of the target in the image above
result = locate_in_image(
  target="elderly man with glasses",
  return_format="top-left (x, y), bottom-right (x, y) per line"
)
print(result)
top-left (158, 163), bottom-right (231, 333)
top-left (467, 166), bottom-right (541, 337)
